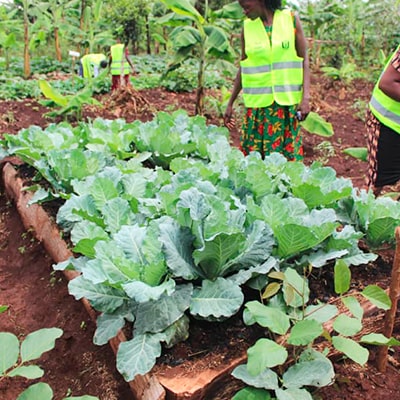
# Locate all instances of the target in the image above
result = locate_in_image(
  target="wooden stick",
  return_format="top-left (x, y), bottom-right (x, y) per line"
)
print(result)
top-left (376, 226), bottom-right (400, 372)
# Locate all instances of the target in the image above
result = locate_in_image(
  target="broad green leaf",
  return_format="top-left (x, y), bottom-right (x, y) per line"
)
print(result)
top-left (135, 284), bottom-right (192, 334)
top-left (0, 332), bottom-right (19, 374)
top-left (282, 348), bottom-right (334, 388)
top-left (113, 224), bottom-right (154, 265)
top-left (247, 339), bottom-right (288, 375)
top-left (94, 313), bottom-right (126, 346)
top-left (361, 285), bottom-right (391, 310)
top-left (342, 296), bottom-right (363, 319)
top-left (8, 365), bottom-right (44, 379)
top-left (90, 177), bottom-right (119, 209)
top-left (228, 257), bottom-right (278, 287)
top-left (213, 2), bottom-right (244, 19)
top-left (366, 217), bottom-right (398, 248)
top-left (159, 218), bottom-right (198, 280)
top-left (39, 80), bottom-right (69, 107)
top-left (232, 387), bottom-right (272, 400)
top-left (161, 0), bottom-right (205, 24)
top-left (162, 315), bottom-right (190, 348)
top-left (204, 25), bottom-right (231, 53)
top-left (68, 275), bottom-right (126, 313)
top-left (170, 26), bottom-right (201, 49)
top-left (275, 387), bottom-right (314, 400)
top-left (333, 315), bottom-right (362, 336)
top-left (287, 320), bottom-right (323, 346)
top-left (190, 278), bottom-right (244, 320)
top-left (81, 243), bottom-right (140, 285)
top-left (334, 259), bottom-right (351, 295)
top-left (123, 279), bottom-right (176, 303)
top-left (21, 328), bottom-right (63, 363)
top-left (343, 147), bottom-right (367, 161)
top-left (102, 198), bottom-right (134, 233)
top-left (193, 232), bottom-right (245, 279)
top-left (300, 111), bottom-right (333, 137)
top-left (275, 225), bottom-right (320, 258)
top-left (332, 336), bottom-right (369, 365)
top-left (116, 333), bottom-right (163, 381)
top-left (305, 303), bottom-right (338, 324)
top-left (360, 333), bottom-right (400, 347)
top-left (231, 364), bottom-right (279, 390)
top-left (244, 301), bottom-right (290, 335)
top-left (283, 268), bottom-right (310, 308)
top-left (17, 382), bottom-right (53, 400)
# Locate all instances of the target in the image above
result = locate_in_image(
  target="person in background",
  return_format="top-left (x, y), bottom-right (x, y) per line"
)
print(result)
top-left (109, 38), bottom-right (135, 91)
top-left (224, 0), bottom-right (310, 160)
top-left (366, 44), bottom-right (400, 197)
top-left (79, 53), bottom-right (108, 78)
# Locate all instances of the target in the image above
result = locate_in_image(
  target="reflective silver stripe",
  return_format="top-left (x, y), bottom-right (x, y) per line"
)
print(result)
top-left (243, 84), bottom-right (301, 95)
top-left (241, 65), bottom-right (271, 74)
top-left (243, 87), bottom-right (273, 95)
top-left (242, 61), bottom-right (302, 75)
top-left (370, 96), bottom-right (400, 125)
top-left (274, 84), bottom-right (302, 93)
top-left (273, 61), bottom-right (303, 70)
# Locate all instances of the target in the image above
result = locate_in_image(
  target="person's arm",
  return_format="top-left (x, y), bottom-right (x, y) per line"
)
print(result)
top-left (125, 48), bottom-right (135, 72)
top-left (379, 50), bottom-right (400, 102)
top-left (224, 29), bottom-right (245, 130)
top-left (294, 13), bottom-right (310, 119)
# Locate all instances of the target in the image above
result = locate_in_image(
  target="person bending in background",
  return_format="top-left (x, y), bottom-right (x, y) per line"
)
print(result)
top-left (224, 0), bottom-right (310, 160)
top-left (109, 38), bottom-right (135, 91)
top-left (79, 53), bottom-right (108, 78)
top-left (366, 45), bottom-right (400, 197)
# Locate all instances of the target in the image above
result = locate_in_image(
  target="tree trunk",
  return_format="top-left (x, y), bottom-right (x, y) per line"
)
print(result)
top-left (79, 0), bottom-right (87, 54)
top-left (54, 27), bottom-right (62, 61)
top-left (23, 6), bottom-right (30, 79)
top-left (146, 14), bottom-right (151, 55)
top-left (195, 48), bottom-right (205, 115)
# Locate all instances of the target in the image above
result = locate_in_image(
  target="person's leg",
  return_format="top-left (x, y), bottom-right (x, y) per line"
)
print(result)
top-left (367, 109), bottom-right (400, 197)
top-left (366, 108), bottom-right (382, 193)
top-left (111, 75), bottom-right (120, 91)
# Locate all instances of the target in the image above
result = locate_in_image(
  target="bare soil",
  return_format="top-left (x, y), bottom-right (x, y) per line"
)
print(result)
top-left (0, 73), bottom-right (399, 400)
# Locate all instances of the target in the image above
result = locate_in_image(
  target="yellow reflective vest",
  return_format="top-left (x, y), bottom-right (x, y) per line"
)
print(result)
top-left (81, 53), bottom-right (106, 78)
top-left (240, 9), bottom-right (303, 108)
top-left (369, 45), bottom-right (400, 134)
top-left (110, 43), bottom-right (130, 76)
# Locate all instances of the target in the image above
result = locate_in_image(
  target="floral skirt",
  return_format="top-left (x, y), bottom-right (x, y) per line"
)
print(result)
top-left (240, 102), bottom-right (303, 161)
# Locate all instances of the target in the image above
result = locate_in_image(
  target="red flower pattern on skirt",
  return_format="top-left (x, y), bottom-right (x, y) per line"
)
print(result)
top-left (241, 102), bottom-right (303, 161)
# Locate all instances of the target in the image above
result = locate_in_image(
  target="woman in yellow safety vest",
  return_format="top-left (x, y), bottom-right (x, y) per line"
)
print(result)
top-left (109, 39), bottom-right (135, 91)
top-left (80, 54), bottom-right (107, 78)
top-left (224, 0), bottom-right (310, 160)
top-left (366, 45), bottom-right (400, 197)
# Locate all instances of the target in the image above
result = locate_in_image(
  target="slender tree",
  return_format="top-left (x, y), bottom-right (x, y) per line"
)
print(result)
top-left (22, 0), bottom-right (30, 77)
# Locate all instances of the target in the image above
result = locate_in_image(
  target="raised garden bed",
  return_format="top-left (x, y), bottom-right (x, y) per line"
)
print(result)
top-left (2, 160), bottom-right (400, 400)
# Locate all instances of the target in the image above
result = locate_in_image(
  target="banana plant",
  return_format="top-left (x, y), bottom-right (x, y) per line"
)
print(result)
top-left (159, 0), bottom-right (240, 115)
top-left (30, 0), bottom-right (80, 61)
top-left (0, 6), bottom-right (21, 71)
top-left (38, 79), bottom-right (102, 121)
top-left (80, 0), bottom-right (113, 53)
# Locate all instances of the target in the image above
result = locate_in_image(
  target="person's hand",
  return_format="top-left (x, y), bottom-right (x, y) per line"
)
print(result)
top-left (297, 99), bottom-right (310, 121)
top-left (224, 105), bottom-right (236, 130)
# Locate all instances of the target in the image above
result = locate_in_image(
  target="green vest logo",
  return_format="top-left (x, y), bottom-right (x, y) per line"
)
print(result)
top-left (282, 41), bottom-right (289, 49)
